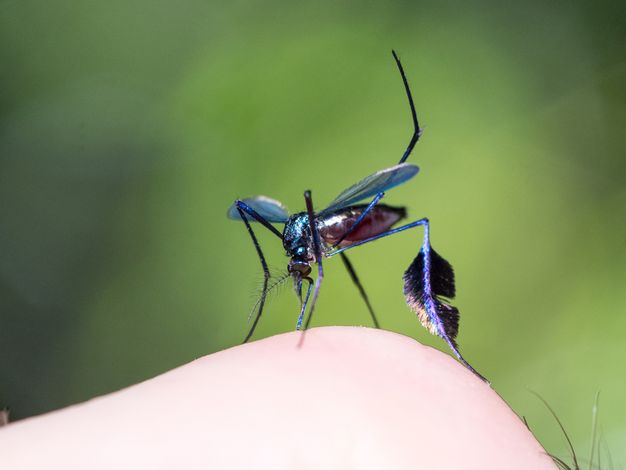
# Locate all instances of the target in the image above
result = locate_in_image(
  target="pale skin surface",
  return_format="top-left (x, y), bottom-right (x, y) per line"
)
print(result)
top-left (0, 327), bottom-right (556, 469)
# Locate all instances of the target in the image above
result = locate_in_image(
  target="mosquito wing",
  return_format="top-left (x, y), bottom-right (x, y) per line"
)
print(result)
top-left (227, 196), bottom-right (289, 223)
top-left (322, 163), bottom-right (419, 214)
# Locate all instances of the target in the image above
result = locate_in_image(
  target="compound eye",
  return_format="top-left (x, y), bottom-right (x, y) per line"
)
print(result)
top-left (295, 246), bottom-right (306, 257)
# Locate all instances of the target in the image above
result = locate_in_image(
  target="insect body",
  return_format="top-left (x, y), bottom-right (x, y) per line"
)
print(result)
top-left (228, 51), bottom-right (486, 381)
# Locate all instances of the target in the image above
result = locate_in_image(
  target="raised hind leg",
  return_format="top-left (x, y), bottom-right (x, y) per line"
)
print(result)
top-left (329, 218), bottom-right (487, 382)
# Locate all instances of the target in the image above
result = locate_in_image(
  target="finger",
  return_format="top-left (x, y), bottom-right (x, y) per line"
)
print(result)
top-left (0, 326), bottom-right (556, 469)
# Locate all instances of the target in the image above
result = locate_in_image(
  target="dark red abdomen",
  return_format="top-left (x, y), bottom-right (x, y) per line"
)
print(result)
top-left (317, 204), bottom-right (406, 247)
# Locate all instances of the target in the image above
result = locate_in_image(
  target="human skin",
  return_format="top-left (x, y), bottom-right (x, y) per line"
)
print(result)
top-left (0, 327), bottom-right (556, 469)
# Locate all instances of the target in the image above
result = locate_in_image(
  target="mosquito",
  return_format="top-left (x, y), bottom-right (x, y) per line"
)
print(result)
top-left (228, 51), bottom-right (486, 381)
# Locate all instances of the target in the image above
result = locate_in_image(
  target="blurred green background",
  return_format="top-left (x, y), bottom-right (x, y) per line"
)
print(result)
top-left (1, 0), bottom-right (624, 464)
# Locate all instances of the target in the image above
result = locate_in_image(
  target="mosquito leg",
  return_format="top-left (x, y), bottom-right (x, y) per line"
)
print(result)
top-left (236, 205), bottom-right (272, 344)
top-left (328, 218), bottom-right (487, 382)
top-left (302, 190), bottom-right (324, 332)
top-left (393, 50), bottom-right (422, 164)
top-left (235, 200), bottom-right (283, 239)
top-left (332, 50), bottom-right (421, 247)
top-left (295, 277), bottom-right (313, 330)
top-left (331, 193), bottom-right (384, 247)
top-left (340, 252), bottom-right (380, 328)
top-left (328, 218), bottom-right (429, 257)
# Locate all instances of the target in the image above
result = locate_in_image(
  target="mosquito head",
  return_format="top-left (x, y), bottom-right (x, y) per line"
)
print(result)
top-left (288, 258), bottom-right (311, 278)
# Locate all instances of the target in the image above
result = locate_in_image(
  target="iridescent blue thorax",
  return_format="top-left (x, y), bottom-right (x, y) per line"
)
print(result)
top-left (282, 212), bottom-right (316, 278)
top-left (282, 212), bottom-right (314, 261)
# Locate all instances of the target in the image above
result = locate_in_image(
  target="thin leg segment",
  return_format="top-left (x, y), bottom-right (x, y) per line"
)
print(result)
top-left (329, 218), bottom-right (487, 382)
top-left (235, 200), bottom-right (284, 240)
top-left (236, 206), bottom-right (272, 343)
top-left (329, 218), bottom-right (429, 257)
top-left (303, 190), bottom-right (324, 332)
top-left (340, 252), bottom-right (380, 328)
top-left (295, 277), bottom-right (313, 330)
top-left (392, 49), bottom-right (422, 165)
top-left (332, 51), bottom-right (421, 247)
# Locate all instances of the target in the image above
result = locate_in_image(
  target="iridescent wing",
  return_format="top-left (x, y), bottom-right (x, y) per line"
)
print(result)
top-left (321, 163), bottom-right (419, 214)
top-left (227, 196), bottom-right (289, 223)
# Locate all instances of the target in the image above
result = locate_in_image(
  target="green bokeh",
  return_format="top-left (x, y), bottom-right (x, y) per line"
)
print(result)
top-left (1, 0), bottom-right (624, 463)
